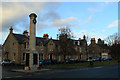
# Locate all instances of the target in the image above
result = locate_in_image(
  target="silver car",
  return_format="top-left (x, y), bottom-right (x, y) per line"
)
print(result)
top-left (1, 60), bottom-right (13, 66)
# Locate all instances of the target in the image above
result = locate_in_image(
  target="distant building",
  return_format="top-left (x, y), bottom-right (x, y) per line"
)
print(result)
top-left (88, 38), bottom-right (110, 58)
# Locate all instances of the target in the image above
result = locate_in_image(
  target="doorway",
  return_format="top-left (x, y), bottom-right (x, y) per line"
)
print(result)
top-left (25, 53), bottom-right (29, 66)
top-left (50, 54), bottom-right (53, 60)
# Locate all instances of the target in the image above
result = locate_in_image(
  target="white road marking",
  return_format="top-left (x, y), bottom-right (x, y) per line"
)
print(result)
top-left (70, 66), bottom-right (103, 71)
top-left (14, 76), bottom-right (23, 78)
top-left (93, 67), bottom-right (103, 69)
top-left (5, 77), bottom-right (12, 78)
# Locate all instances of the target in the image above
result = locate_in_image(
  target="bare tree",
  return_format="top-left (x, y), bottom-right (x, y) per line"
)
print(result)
top-left (58, 26), bottom-right (77, 62)
top-left (105, 32), bottom-right (120, 61)
top-left (105, 33), bottom-right (119, 46)
top-left (58, 26), bottom-right (74, 39)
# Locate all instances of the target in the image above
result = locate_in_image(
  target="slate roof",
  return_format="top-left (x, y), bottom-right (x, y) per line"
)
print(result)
top-left (53, 39), bottom-right (59, 46)
top-left (36, 37), bottom-right (47, 45)
top-left (12, 33), bottom-right (87, 47)
top-left (13, 33), bottom-right (28, 44)
top-left (13, 33), bottom-right (47, 45)
top-left (97, 44), bottom-right (108, 49)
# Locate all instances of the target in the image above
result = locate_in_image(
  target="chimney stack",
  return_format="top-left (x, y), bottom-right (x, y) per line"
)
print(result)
top-left (23, 30), bottom-right (28, 37)
top-left (83, 35), bottom-right (86, 40)
top-left (91, 38), bottom-right (96, 44)
top-left (43, 34), bottom-right (49, 39)
top-left (9, 26), bottom-right (13, 34)
top-left (98, 38), bottom-right (104, 44)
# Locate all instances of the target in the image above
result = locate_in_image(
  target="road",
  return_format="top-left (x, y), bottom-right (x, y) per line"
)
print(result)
top-left (1, 64), bottom-right (120, 79)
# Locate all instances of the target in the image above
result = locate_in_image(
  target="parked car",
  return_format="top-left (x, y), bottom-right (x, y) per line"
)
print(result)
top-left (51, 60), bottom-right (59, 64)
top-left (1, 60), bottom-right (14, 66)
top-left (39, 59), bottom-right (51, 66)
top-left (108, 57), bottom-right (112, 60)
top-left (76, 59), bottom-right (86, 63)
top-left (65, 58), bottom-right (75, 63)
top-left (102, 58), bottom-right (108, 61)
top-left (92, 58), bottom-right (99, 61)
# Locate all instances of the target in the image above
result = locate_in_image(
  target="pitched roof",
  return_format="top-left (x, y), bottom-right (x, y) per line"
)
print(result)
top-left (36, 37), bottom-right (47, 45)
top-left (13, 33), bottom-right (28, 44)
top-left (97, 44), bottom-right (108, 49)
top-left (53, 39), bottom-right (59, 46)
top-left (13, 33), bottom-right (47, 45)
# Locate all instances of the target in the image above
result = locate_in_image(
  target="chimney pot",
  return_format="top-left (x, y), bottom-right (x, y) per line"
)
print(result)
top-left (9, 26), bottom-right (13, 34)
top-left (23, 30), bottom-right (28, 37)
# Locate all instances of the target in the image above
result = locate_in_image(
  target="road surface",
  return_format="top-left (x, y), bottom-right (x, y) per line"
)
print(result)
top-left (1, 64), bottom-right (120, 79)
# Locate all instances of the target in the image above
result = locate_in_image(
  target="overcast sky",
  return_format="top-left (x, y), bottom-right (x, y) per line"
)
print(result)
top-left (0, 0), bottom-right (119, 44)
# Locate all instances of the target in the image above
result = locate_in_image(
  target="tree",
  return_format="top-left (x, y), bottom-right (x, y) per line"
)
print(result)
top-left (105, 33), bottom-right (119, 46)
top-left (58, 26), bottom-right (77, 62)
top-left (105, 32), bottom-right (120, 61)
top-left (58, 26), bottom-right (74, 39)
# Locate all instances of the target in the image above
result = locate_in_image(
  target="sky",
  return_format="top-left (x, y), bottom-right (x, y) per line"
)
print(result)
top-left (0, 0), bottom-right (119, 45)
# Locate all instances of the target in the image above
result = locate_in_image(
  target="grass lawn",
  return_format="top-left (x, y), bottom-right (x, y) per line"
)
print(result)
top-left (42, 60), bottom-right (118, 68)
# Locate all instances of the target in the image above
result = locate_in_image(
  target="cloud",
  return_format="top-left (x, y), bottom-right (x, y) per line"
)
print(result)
top-left (39, 11), bottom-right (61, 22)
top-left (108, 20), bottom-right (120, 28)
top-left (1, 2), bottom-right (61, 32)
top-left (73, 30), bottom-right (107, 42)
top-left (86, 16), bottom-right (92, 22)
top-left (0, 2), bottom-right (61, 44)
top-left (88, 8), bottom-right (95, 13)
top-left (51, 17), bottom-right (77, 27)
top-left (37, 22), bottom-right (48, 30)
top-left (79, 16), bottom-right (92, 26)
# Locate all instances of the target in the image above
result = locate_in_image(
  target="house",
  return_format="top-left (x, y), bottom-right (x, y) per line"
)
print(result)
top-left (88, 38), bottom-right (110, 58)
top-left (2, 26), bottom-right (88, 65)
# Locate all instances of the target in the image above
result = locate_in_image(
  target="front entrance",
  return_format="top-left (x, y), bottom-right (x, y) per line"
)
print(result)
top-left (25, 53), bottom-right (29, 66)
top-left (50, 54), bottom-right (52, 60)
top-left (33, 53), bottom-right (38, 65)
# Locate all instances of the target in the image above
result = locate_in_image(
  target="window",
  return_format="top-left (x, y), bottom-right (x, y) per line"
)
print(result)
top-left (79, 47), bottom-right (81, 53)
top-left (40, 47), bottom-right (43, 51)
top-left (27, 42), bottom-right (29, 49)
top-left (23, 53), bottom-right (25, 60)
top-left (13, 53), bottom-right (16, 61)
top-left (49, 44), bottom-right (53, 51)
top-left (14, 53), bottom-right (16, 56)
top-left (24, 42), bottom-right (26, 49)
top-left (75, 41), bottom-right (78, 45)
top-left (40, 42), bottom-right (42, 46)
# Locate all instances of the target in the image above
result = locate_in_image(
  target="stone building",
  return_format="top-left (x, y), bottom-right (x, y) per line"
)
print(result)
top-left (2, 13), bottom-right (110, 65)
top-left (88, 38), bottom-right (110, 58)
top-left (2, 26), bottom-right (88, 65)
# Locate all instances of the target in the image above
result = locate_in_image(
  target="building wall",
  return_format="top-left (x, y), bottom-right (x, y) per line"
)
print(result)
top-left (2, 34), bottom-right (19, 64)
top-left (88, 44), bottom-right (101, 58)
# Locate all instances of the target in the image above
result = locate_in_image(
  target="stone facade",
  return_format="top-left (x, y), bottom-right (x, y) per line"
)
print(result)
top-left (88, 38), bottom-right (110, 58)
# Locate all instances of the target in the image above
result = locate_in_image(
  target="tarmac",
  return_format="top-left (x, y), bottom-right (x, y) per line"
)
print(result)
top-left (11, 69), bottom-right (51, 73)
